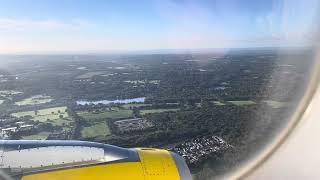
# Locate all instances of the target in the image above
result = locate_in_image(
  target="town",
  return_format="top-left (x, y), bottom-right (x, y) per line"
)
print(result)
top-left (171, 136), bottom-right (232, 166)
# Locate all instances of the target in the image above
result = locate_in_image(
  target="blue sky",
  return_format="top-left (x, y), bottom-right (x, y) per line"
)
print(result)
top-left (0, 0), bottom-right (318, 53)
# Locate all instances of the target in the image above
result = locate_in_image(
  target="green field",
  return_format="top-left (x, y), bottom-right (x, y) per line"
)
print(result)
top-left (21, 131), bottom-right (51, 140)
top-left (212, 101), bottom-right (225, 106)
top-left (228, 100), bottom-right (256, 106)
top-left (15, 95), bottom-right (53, 106)
top-left (122, 103), bottom-right (152, 109)
top-left (81, 122), bottom-right (111, 138)
top-left (12, 106), bottom-right (71, 126)
top-left (140, 108), bottom-right (179, 115)
top-left (78, 109), bottom-right (133, 120)
top-left (77, 109), bottom-right (125, 138)
top-left (76, 71), bottom-right (106, 79)
top-left (263, 100), bottom-right (287, 108)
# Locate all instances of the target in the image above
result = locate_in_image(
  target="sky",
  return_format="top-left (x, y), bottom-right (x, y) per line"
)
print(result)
top-left (0, 0), bottom-right (319, 54)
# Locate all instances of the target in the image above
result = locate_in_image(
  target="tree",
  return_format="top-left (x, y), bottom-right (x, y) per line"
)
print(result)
top-left (133, 108), bottom-right (140, 118)
top-left (59, 115), bottom-right (63, 119)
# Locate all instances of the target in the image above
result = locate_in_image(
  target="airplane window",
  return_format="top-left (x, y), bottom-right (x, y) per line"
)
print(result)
top-left (0, 0), bottom-right (319, 179)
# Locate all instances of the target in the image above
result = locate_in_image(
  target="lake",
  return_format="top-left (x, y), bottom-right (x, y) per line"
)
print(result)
top-left (76, 97), bottom-right (145, 105)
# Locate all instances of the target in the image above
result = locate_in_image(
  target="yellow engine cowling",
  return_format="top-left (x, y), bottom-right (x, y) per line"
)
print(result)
top-left (0, 140), bottom-right (191, 180)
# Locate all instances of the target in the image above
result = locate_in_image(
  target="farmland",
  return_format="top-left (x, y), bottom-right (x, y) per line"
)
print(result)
top-left (21, 131), bottom-right (51, 140)
top-left (76, 108), bottom-right (133, 139)
top-left (11, 106), bottom-right (71, 126)
top-left (228, 100), bottom-right (256, 106)
top-left (77, 108), bottom-right (133, 120)
top-left (212, 101), bottom-right (225, 106)
top-left (81, 122), bottom-right (111, 138)
top-left (15, 95), bottom-right (53, 106)
top-left (140, 108), bottom-right (179, 115)
top-left (121, 104), bottom-right (152, 109)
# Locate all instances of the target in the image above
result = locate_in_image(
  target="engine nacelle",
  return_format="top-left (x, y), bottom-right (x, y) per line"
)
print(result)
top-left (0, 140), bottom-right (191, 180)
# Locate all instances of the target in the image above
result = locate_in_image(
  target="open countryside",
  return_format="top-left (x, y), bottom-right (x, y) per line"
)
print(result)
top-left (0, 50), bottom-right (312, 179)
top-left (15, 95), bottom-right (53, 106)
top-left (12, 106), bottom-right (69, 124)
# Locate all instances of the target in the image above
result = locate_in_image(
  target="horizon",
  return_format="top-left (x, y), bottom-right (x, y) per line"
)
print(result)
top-left (0, 45), bottom-right (313, 56)
top-left (0, 46), bottom-right (313, 56)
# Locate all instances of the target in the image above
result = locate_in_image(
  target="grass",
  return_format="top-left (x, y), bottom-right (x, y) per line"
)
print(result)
top-left (122, 103), bottom-right (152, 109)
top-left (21, 131), bottom-right (51, 140)
top-left (81, 122), bottom-right (111, 138)
top-left (77, 109), bottom-right (128, 138)
top-left (15, 95), bottom-right (53, 106)
top-left (140, 108), bottom-right (179, 115)
top-left (212, 101), bottom-right (225, 106)
top-left (195, 101), bottom-right (225, 107)
top-left (263, 100), bottom-right (287, 108)
top-left (228, 100), bottom-right (256, 106)
top-left (78, 109), bottom-right (133, 120)
top-left (12, 106), bottom-right (72, 126)
top-left (76, 71), bottom-right (106, 79)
